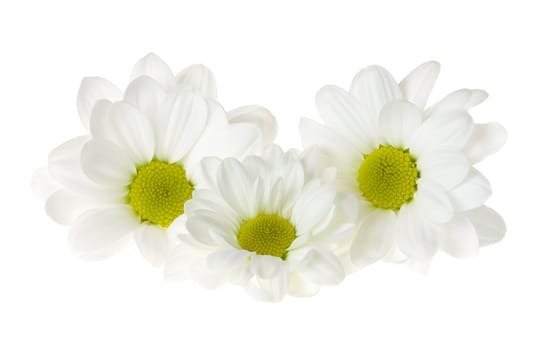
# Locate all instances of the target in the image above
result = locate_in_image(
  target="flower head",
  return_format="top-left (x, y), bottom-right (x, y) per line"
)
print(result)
top-left (300, 61), bottom-right (506, 269)
top-left (165, 146), bottom-right (356, 302)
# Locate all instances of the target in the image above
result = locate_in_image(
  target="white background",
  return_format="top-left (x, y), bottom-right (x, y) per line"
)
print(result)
top-left (1, 0), bottom-right (533, 349)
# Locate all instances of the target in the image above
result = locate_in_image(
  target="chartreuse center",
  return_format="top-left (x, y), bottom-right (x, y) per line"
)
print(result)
top-left (237, 214), bottom-right (297, 259)
top-left (358, 145), bottom-right (419, 211)
top-left (128, 159), bottom-right (193, 228)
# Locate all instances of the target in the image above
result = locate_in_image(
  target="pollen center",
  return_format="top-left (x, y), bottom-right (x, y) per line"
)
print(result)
top-left (128, 160), bottom-right (193, 228)
top-left (357, 145), bottom-right (419, 211)
top-left (237, 214), bottom-right (297, 259)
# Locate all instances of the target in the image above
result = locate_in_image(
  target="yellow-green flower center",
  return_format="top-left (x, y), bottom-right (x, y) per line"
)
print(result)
top-left (237, 214), bottom-right (297, 259)
top-left (357, 145), bottom-right (419, 211)
top-left (128, 160), bottom-right (193, 228)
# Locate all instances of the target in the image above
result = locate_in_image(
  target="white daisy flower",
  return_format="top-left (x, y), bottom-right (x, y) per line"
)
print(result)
top-left (33, 54), bottom-right (277, 266)
top-left (165, 146), bottom-right (356, 302)
top-left (299, 61), bottom-right (506, 269)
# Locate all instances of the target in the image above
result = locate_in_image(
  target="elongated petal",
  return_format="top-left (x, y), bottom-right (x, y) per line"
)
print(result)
top-left (124, 76), bottom-right (167, 118)
top-left (396, 205), bottom-right (438, 260)
top-left (439, 215), bottom-right (479, 258)
top-left (291, 181), bottom-right (336, 236)
top-left (227, 105), bottom-right (278, 145)
top-left (81, 139), bottom-right (135, 187)
top-left (69, 206), bottom-right (138, 259)
top-left (350, 210), bottom-right (395, 269)
top-left (379, 100), bottom-right (423, 147)
top-left (418, 151), bottom-right (470, 190)
top-left (426, 89), bottom-right (488, 116)
top-left (154, 92), bottom-right (208, 163)
top-left (350, 65), bottom-right (402, 118)
top-left (77, 77), bottom-right (122, 130)
top-left (217, 159), bottom-right (255, 218)
top-left (449, 168), bottom-right (491, 211)
top-left (465, 123), bottom-right (507, 163)
top-left (176, 64), bottom-right (217, 99)
top-left (133, 224), bottom-right (171, 267)
top-left (399, 61), bottom-right (440, 109)
top-left (130, 53), bottom-right (175, 91)
top-left (414, 179), bottom-right (453, 224)
top-left (45, 189), bottom-right (96, 225)
top-left (466, 206), bottom-right (506, 246)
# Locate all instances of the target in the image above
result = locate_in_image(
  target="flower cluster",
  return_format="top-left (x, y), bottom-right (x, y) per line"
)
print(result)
top-left (33, 54), bottom-right (506, 302)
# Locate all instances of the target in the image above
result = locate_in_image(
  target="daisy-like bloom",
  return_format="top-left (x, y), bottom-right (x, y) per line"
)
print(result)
top-left (300, 61), bottom-right (506, 269)
top-left (32, 54), bottom-right (277, 266)
top-left (165, 146), bottom-right (356, 302)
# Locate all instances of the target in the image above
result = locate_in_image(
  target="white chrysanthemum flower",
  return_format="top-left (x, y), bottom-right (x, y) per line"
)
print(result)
top-left (33, 54), bottom-right (277, 266)
top-left (300, 61), bottom-right (506, 269)
top-left (165, 146), bottom-right (356, 302)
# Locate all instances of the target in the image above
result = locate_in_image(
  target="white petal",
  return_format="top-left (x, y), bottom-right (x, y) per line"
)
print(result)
top-left (154, 92), bottom-right (208, 163)
top-left (466, 206), bottom-right (506, 246)
top-left (130, 53), bottom-right (175, 91)
top-left (69, 206), bottom-right (138, 259)
top-left (196, 156), bottom-right (222, 190)
top-left (81, 139), bottom-right (135, 187)
top-left (465, 123), bottom-right (507, 163)
top-left (299, 249), bottom-right (344, 285)
top-left (399, 61), bottom-right (440, 109)
top-left (216, 159), bottom-right (255, 218)
top-left (245, 270), bottom-right (289, 302)
top-left (89, 99), bottom-right (113, 140)
top-left (205, 249), bottom-right (250, 271)
top-left (48, 136), bottom-right (94, 192)
top-left (418, 151), bottom-right (470, 190)
top-left (251, 255), bottom-right (284, 279)
top-left (45, 189), bottom-right (96, 225)
top-left (227, 105), bottom-right (278, 145)
top-left (105, 102), bottom-right (155, 164)
top-left (124, 76), bottom-right (168, 118)
top-left (31, 167), bottom-right (60, 201)
top-left (175, 64), bottom-right (217, 99)
top-left (288, 272), bottom-right (321, 297)
top-left (449, 168), bottom-right (491, 211)
top-left (77, 77), bottom-right (122, 130)
top-left (396, 205), bottom-right (438, 260)
top-left (349, 65), bottom-right (402, 118)
top-left (414, 179), bottom-right (453, 224)
top-left (438, 215), bottom-right (479, 258)
top-left (350, 210), bottom-right (395, 269)
top-left (291, 181), bottom-right (336, 236)
top-left (379, 100), bottom-right (423, 147)
top-left (316, 85), bottom-right (376, 151)
top-left (410, 109), bottom-right (473, 156)
top-left (134, 224), bottom-right (171, 267)
top-left (426, 89), bottom-right (488, 115)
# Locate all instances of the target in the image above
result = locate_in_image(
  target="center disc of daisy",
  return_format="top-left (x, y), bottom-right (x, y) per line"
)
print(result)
top-left (128, 160), bottom-right (193, 228)
top-left (237, 214), bottom-right (297, 259)
top-left (357, 145), bottom-right (419, 211)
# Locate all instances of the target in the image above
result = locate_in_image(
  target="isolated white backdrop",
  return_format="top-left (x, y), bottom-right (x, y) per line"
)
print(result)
top-left (1, 0), bottom-right (532, 349)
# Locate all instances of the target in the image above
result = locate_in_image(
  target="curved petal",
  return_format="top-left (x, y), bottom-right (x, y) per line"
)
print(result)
top-left (350, 210), bottom-right (395, 269)
top-left (399, 61), bottom-right (440, 109)
top-left (466, 206), bottom-right (506, 246)
top-left (45, 189), bottom-right (97, 225)
top-left (379, 100), bottom-right (423, 147)
top-left (175, 64), bottom-right (217, 99)
top-left (414, 178), bottom-right (453, 224)
top-left (299, 249), bottom-right (344, 285)
top-left (438, 214), bottom-right (479, 258)
top-left (465, 123), bottom-right (507, 163)
top-left (154, 92), bottom-right (208, 163)
top-left (77, 77), bottom-right (122, 130)
top-left (89, 99), bottom-right (113, 140)
top-left (104, 102), bottom-right (155, 164)
top-left (350, 65), bottom-right (402, 118)
top-left (227, 105), bottom-right (278, 145)
top-left (124, 76), bottom-right (168, 118)
top-left (396, 205), bottom-right (438, 260)
top-left (68, 206), bottom-right (138, 259)
top-left (291, 181), bottom-right (336, 236)
top-left (130, 53), bottom-right (175, 91)
top-left (251, 254), bottom-right (284, 279)
top-left (205, 249), bottom-right (250, 271)
top-left (48, 136), bottom-right (94, 192)
top-left (418, 151), bottom-right (470, 190)
top-left (449, 168), bottom-right (491, 211)
top-left (81, 139), bottom-right (135, 187)
top-left (216, 159), bottom-right (255, 218)
top-left (245, 270), bottom-right (289, 302)
top-left (31, 167), bottom-right (60, 201)
top-left (134, 224), bottom-right (171, 267)
top-left (316, 85), bottom-right (376, 151)
top-left (426, 89), bottom-right (488, 116)
top-left (410, 109), bottom-right (473, 156)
